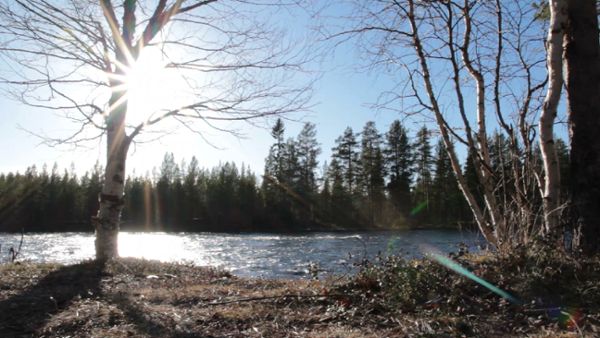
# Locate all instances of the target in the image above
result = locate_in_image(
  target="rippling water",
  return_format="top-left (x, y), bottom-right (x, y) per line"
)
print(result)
top-left (0, 230), bottom-right (483, 278)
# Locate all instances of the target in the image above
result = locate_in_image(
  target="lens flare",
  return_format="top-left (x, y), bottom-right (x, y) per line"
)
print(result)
top-left (421, 245), bottom-right (584, 332)
top-left (421, 245), bottom-right (521, 304)
top-left (559, 307), bottom-right (582, 331)
top-left (410, 201), bottom-right (428, 216)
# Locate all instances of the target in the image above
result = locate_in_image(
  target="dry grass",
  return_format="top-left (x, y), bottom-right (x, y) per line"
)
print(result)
top-left (0, 254), bottom-right (597, 337)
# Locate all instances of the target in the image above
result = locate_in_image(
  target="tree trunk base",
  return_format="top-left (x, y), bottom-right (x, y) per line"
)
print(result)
top-left (92, 216), bottom-right (119, 261)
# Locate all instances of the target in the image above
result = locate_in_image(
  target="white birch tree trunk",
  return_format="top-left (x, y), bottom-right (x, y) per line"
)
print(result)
top-left (0, 1), bottom-right (313, 260)
top-left (406, 0), bottom-right (498, 247)
top-left (540, 0), bottom-right (567, 235)
top-left (461, 0), bottom-right (506, 246)
top-left (93, 89), bottom-right (130, 261)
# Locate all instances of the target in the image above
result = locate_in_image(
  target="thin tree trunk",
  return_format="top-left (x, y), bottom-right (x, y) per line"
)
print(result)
top-left (461, 0), bottom-right (506, 246)
top-left (540, 0), bottom-right (566, 235)
top-left (93, 91), bottom-right (130, 261)
top-left (406, 0), bottom-right (497, 247)
top-left (564, 0), bottom-right (600, 254)
top-left (441, 1), bottom-right (497, 244)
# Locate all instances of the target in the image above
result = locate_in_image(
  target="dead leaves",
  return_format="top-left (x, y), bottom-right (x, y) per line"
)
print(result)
top-left (0, 254), bottom-right (598, 337)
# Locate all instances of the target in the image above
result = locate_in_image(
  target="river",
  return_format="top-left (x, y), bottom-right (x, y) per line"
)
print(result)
top-left (0, 230), bottom-right (484, 278)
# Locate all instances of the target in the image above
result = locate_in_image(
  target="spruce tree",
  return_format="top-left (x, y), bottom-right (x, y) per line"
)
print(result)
top-left (319, 162), bottom-right (332, 222)
top-left (464, 146), bottom-right (484, 216)
top-left (296, 122), bottom-right (321, 199)
top-left (156, 153), bottom-right (179, 227)
top-left (183, 157), bottom-right (203, 228)
top-left (261, 120), bottom-right (296, 228)
top-left (432, 138), bottom-right (464, 226)
top-left (489, 132), bottom-right (513, 204)
top-left (332, 127), bottom-right (361, 194)
top-left (263, 120), bottom-right (287, 197)
top-left (271, 118), bottom-right (286, 181)
top-left (327, 158), bottom-right (355, 226)
top-left (360, 121), bottom-right (386, 226)
top-left (384, 120), bottom-right (413, 218)
top-left (413, 126), bottom-right (434, 224)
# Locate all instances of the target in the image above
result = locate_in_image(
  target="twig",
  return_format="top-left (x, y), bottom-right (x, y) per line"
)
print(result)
top-left (9, 229), bottom-right (24, 263)
top-left (201, 293), bottom-right (348, 306)
top-left (15, 228), bottom-right (24, 259)
top-left (353, 235), bottom-right (368, 262)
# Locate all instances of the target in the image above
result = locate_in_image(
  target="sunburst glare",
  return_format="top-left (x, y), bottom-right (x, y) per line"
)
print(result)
top-left (105, 44), bottom-right (191, 127)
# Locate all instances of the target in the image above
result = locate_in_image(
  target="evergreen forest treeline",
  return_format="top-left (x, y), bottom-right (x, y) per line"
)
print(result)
top-left (0, 119), bottom-right (570, 233)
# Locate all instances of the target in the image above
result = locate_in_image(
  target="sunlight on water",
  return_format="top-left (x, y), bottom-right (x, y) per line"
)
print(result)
top-left (0, 233), bottom-right (95, 265)
top-left (119, 232), bottom-right (190, 262)
top-left (0, 230), bottom-right (484, 278)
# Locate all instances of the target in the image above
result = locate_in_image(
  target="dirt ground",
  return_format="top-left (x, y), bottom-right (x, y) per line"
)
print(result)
top-left (0, 257), bottom-right (596, 337)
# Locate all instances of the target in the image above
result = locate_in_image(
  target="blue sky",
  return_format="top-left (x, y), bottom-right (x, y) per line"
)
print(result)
top-left (0, 1), bottom-right (565, 178)
top-left (0, 40), bottom-right (400, 177)
top-left (0, 1), bottom-right (408, 177)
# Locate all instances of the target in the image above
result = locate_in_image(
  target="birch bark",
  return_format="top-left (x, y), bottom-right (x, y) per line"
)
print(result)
top-left (93, 89), bottom-right (130, 261)
top-left (460, 1), bottom-right (507, 244)
top-left (540, 0), bottom-right (567, 235)
top-left (406, 0), bottom-right (498, 246)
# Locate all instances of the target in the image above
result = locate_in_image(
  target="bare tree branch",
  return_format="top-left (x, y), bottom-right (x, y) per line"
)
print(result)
top-left (324, 0), bottom-right (551, 248)
top-left (0, 0), bottom-right (315, 259)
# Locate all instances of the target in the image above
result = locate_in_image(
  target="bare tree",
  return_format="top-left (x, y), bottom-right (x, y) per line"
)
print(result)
top-left (328, 0), bottom-right (551, 249)
top-left (0, 0), bottom-right (312, 260)
top-left (539, 0), bottom-right (566, 236)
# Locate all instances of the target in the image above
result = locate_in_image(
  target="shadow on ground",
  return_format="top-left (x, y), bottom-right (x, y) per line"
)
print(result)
top-left (0, 260), bottom-right (214, 337)
top-left (0, 261), bottom-right (104, 337)
top-left (110, 293), bottom-right (206, 338)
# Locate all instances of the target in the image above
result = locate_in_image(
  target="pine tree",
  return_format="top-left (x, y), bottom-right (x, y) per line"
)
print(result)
top-left (319, 161), bottom-right (332, 222)
top-left (156, 153), bottom-right (179, 228)
top-left (464, 146), bottom-right (484, 214)
top-left (282, 138), bottom-right (300, 189)
top-left (84, 161), bottom-right (103, 226)
top-left (360, 121), bottom-right (386, 226)
top-left (238, 164), bottom-right (260, 229)
top-left (296, 122), bottom-right (321, 199)
top-left (123, 175), bottom-right (145, 228)
top-left (183, 156), bottom-right (204, 227)
top-left (261, 120), bottom-right (296, 229)
top-left (327, 158), bottom-right (355, 226)
top-left (489, 132), bottom-right (513, 205)
top-left (384, 120), bottom-right (413, 218)
top-left (271, 118), bottom-right (286, 181)
top-left (205, 163), bottom-right (235, 230)
top-left (432, 138), bottom-right (464, 226)
top-left (332, 127), bottom-right (361, 194)
top-left (413, 126), bottom-right (434, 224)
top-left (263, 120), bottom-right (286, 197)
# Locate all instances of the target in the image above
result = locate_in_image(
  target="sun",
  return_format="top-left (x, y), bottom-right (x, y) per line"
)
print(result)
top-left (104, 43), bottom-right (190, 128)
top-left (124, 47), bottom-right (189, 126)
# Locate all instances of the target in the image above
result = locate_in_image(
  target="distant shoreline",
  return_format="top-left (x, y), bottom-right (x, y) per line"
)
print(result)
top-left (0, 225), bottom-right (472, 235)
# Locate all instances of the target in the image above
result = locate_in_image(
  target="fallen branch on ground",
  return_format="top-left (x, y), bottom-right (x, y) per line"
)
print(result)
top-left (202, 293), bottom-right (349, 306)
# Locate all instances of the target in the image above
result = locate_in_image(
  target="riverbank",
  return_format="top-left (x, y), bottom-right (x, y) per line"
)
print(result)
top-left (0, 249), bottom-right (598, 337)
top-left (0, 231), bottom-right (484, 277)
